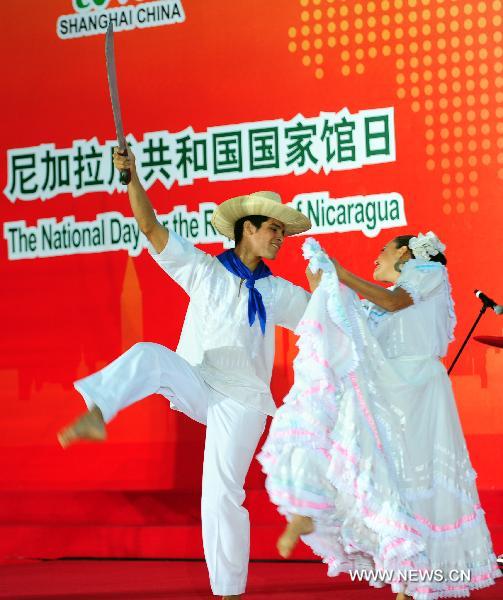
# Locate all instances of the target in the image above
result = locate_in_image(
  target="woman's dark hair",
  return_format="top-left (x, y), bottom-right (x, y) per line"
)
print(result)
top-left (394, 234), bottom-right (447, 266)
top-left (234, 215), bottom-right (270, 244)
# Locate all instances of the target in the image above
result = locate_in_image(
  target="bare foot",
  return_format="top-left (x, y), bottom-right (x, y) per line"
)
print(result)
top-left (277, 514), bottom-right (314, 559)
top-left (222, 596), bottom-right (241, 600)
top-left (57, 406), bottom-right (106, 448)
top-left (396, 594), bottom-right (413, 600)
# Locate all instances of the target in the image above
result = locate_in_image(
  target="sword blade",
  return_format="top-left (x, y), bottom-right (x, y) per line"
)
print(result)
top-left (105, 23), bottom-right (126, 151)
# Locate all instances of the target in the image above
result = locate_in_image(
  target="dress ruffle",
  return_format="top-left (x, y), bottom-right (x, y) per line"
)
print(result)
top-left (257, 238), bottom-right (500, 599)
top-left (396, 259), bottom-right (456, 344)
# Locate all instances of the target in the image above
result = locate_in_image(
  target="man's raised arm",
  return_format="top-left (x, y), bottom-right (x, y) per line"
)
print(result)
top-left (113, 148), bottom-right (168, 253)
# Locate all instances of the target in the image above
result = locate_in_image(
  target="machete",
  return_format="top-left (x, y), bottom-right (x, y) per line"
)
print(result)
top-left (105, 22), bottom-right (131, 185)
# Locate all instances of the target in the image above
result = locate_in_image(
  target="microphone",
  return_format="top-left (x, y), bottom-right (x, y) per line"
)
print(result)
top-left (474, 290), bottom-right (503, 315)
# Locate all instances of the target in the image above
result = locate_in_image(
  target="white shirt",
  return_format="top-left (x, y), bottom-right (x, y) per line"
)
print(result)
top-left (149, 230), bottom-right (310, 416)
top-left (362, 259), bottom-right (456, 359)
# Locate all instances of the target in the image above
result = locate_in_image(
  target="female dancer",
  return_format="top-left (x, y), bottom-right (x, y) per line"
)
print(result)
top-left (258, 233), bottom-right (500, 599)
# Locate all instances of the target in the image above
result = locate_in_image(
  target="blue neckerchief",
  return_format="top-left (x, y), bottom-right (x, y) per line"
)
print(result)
top-left (217, 250), bottom-right (272, 334)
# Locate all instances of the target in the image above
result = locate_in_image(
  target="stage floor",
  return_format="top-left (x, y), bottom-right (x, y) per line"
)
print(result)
top-left (1, 559), bottom-right (501, 599)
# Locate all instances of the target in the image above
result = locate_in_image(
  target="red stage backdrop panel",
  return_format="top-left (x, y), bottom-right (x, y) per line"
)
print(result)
top-left (0, 0), bottom-right (502, 501)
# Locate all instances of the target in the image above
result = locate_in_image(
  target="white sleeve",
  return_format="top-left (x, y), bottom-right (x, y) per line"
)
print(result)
top-left (274, 278), bottom-right (310, 331)
top-left (396, 259), bottom-right (446, 304)
top-left (148, 229), bottom-right (212, 296)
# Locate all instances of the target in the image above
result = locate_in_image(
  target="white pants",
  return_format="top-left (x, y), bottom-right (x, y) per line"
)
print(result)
top-left (74, 342), bottom-right (267, 596)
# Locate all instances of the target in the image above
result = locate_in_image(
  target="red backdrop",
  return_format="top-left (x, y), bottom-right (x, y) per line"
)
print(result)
top-left (1, 0), bottom-right (502, 510)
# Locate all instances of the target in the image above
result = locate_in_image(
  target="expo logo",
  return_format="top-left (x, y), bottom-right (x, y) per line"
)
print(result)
top-left (59, 0), bottom-right (185, 38)
top-left (72, 0), bottom-right (146, 11)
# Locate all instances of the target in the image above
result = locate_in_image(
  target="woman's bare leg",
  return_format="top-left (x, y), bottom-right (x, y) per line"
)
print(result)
top-left (277, 515), bottom-right (314, 558)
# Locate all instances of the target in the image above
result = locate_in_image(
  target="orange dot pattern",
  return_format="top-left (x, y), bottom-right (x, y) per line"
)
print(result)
top-left (287, 0), bottom-right (503, 213)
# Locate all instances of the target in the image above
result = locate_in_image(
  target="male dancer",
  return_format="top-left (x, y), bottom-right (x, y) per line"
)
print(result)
top-left (57, 148), bottom-right (311, 599)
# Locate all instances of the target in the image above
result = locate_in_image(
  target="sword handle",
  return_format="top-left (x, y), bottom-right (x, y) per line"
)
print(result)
top-left (118, 149), bottom-right (131, 185)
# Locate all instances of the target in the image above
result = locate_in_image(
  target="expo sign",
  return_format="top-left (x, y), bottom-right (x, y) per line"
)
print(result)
top-left (57, 0), bottom-right (185, 39)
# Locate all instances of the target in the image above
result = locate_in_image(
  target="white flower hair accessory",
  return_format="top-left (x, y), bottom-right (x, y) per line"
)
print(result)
top-left (408, 231), bottom-right (446, 261)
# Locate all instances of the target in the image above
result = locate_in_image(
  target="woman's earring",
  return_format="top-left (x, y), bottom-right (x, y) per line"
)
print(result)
top-left (394, 260), bottom-right (405, 273)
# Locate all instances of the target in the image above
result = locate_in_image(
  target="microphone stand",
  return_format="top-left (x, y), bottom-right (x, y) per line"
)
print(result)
top-left (448, 304), bottom-right (488, 375)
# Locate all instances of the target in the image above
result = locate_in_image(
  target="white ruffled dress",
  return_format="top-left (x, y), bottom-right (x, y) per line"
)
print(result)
top-left (258, 239), bottom-right (500, 599)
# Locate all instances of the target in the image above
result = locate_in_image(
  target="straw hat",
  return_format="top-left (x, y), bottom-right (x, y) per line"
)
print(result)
top-left (211, 191), bottom-right (311, 240)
